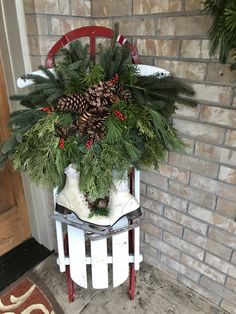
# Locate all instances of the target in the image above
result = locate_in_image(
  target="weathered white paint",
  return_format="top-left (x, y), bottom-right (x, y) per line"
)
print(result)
top-left (68, 225), bottom-right (87, 289)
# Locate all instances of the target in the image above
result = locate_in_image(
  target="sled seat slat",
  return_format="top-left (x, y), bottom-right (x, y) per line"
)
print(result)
top-left (68, 225), bottom-right (87, 288)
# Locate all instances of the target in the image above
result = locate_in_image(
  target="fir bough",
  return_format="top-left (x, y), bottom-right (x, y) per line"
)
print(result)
top-left (0, 27), bottom-right (197, 199)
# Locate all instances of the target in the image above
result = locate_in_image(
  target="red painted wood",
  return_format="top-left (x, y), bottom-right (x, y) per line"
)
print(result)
top-left (45, 25), bottom-right (140, 68)
top-left (64, 233), bottom-right (75, 302)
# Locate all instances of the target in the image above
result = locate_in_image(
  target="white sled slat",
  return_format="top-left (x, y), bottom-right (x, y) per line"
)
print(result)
top-left (55, 220), bottom-right (66, 272)
top-left (68, 225), bottom-right (87, 288)
top-left (90, 239), bottom-right (108, 289)
top-left (112, 230), bottom-right (129, 287)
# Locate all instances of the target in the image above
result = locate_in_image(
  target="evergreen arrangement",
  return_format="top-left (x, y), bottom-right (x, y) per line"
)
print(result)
top-left (0, 26), bottom-right (197, 212)
top-left (203, 0), bottom-right (236, 69)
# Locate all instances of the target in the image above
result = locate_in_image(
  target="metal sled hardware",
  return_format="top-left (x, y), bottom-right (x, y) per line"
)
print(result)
top-left (50, 213), bottom-right (140, 241)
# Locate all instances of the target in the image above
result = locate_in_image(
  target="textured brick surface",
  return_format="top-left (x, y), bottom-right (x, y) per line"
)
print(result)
top-left (220, 299), bottom-right (236, 314)
top-left (208, 226), bottom-right (236, 249)
top-left (163, 231), bottom-right (205, 261)
top-left (157, 16), bottom-right (211, 36)
top-left (133, 0), bottom-right (182, 14)
top-left (160, 254), bottom-right (200, 282)
top-left (216, 197), bottom-right (236, 220)
top-left (232, 251), bottom-right (236, 265)
top-left (181, 39), bottom-right (209, 59)
top-left (169, 180), bottom-right (215, 209)
top-left (169, 153), bottom-right (219, 178)
top-left (225, 130), bottom-right (236, 147)
top-left (178, 275), bottom-right (221, 305)
top-left (71, 0), bottom-right (91, 16)
top-left (189, 203), bottom-right (236, 234)
top-left (181, 254), bottom-right (226, 284)
top-left (195, 142), bottom-right (236, 167)
top-left (200, 276), bottom-right (236, 305)
top-left (218, 165), bottom-right (236, 184)
top-left (147, 185), bottom-right (188, 212)
top-left (173, 118), bottom-right (225, 144)
top-left (34, 0), bottom-right (70, 14)
top-left (164, 207), bottom-right (208, 235)
top-left (144, 209), bottom-right (183, 237)
top-left (183, 229), bottom-right (232, 260)
top-left (92, 0), bottom-right (132, 17)
top-left (200, 105), bottom-right (236, 128)
top-left (114, 17), bottom-right (155, 36)
top-left (141, 170), bottom-right (168, 190)
top-left (136, 39), bottom-right (179, 57)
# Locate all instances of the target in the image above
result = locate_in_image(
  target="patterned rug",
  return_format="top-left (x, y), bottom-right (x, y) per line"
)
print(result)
top-left (0, 273), bottom-right (63, 314)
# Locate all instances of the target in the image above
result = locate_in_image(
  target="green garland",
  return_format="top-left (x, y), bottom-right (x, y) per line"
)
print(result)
top-left (0, 27), bottom-right (197, 201)
top-left (203, 0), bottom-right (236, 69)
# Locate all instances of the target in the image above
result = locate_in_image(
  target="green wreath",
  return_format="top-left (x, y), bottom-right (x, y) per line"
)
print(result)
top-left (0, 28), bottom-right (197, 201)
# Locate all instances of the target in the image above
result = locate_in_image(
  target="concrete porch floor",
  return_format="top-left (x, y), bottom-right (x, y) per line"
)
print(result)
top-left (33, 255), bottom-right (227, 314)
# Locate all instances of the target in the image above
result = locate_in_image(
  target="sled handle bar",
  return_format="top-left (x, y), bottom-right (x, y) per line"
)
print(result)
top-left (45, 26), bottom-right (140, 68)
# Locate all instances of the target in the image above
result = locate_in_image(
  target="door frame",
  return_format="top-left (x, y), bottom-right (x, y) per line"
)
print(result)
top-left (0, 0), bottom-right (54, 250)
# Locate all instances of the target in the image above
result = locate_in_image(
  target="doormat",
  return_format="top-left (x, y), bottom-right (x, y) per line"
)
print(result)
top-left (0, 273), bottom-right (63, 314)
top-left (0, 238), bottom-right (52, 291)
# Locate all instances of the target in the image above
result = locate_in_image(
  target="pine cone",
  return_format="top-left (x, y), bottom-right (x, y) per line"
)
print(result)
top-left (57, 93), bottom-right (88, 113)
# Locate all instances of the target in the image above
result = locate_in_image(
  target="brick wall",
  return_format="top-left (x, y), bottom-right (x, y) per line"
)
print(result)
top-left (23, 1), bottom-right (236, 312)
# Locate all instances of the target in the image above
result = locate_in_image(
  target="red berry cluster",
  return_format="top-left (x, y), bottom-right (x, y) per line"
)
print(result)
top-left (114, 110), bottom-right (126, 121)
top-left (58, 138), bottom-right (65, 149)
top-left (109, 73), bottom-right (119, 84)
top-left (85, 138), bottom-right (93, 149)
top-left (40, 107), bottom-right (53, 114)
